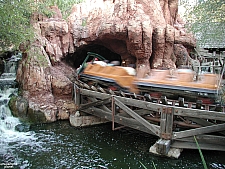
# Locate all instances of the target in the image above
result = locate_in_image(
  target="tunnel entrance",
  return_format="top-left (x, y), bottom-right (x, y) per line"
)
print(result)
top-left (64, 44), bottom-right (122, 69)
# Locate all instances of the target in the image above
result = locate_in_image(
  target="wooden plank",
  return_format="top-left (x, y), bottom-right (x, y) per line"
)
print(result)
top-left (173, 123), bottom-right (225, 139)
top-left (80, 89), bottom-right (166, 111)
top-left (79, 97), bottom-right (111, 110)
top-left (160, 107), bottom-right (166, 138)
top-left (114, 97), bottom-right (160, 136)
top-left (174, 107), bottom-right (225, 121)
top-left (133, 109), bottom-right (153, 116)
top-left (171, 141), bottom-right (225, 151)
top-left (175, 134), bottom-right (225, 145)
top-left (80, 88), bottom-right (111, 99)
top-left (187, 117), bottom-right (225, 135)
top-left (112, 96), bottom-right (115, 130)
top-left (74, 84), bottom-right (80, 108)
top-left (81, 107), bottom-right (155, 135)
top-left (160, 119), bottom-right (166, 137)
top-left (89, 97), bottom-right (111, 112)
top-left (165, 108), bottom-right (173, 139)
top-left (115, 95), bottom-right (164, 113)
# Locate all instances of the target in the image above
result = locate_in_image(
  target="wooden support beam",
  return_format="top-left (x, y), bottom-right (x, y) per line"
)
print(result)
top-left (133, 109), bottom-right (153, 116)
top-left (156, 139), bottom-right (171, 155)
top-left (80, 88), bottom-right (111, 99)
top-left (159, 108), bottom-right (174, 140)
top-left (114, 98), bottom-right (160, 136)
top-left (81, 107), bottom-right (155, 135)
top-left (112, 96), bottom-right (115, 130)
top-left (187, 117), bottom-right (225, 135)
top-left (81, 89), bottom-right (164, 111)
top-left (79, 97), bottom-right (111, 110)
top-left (74, 84), bottom-right (80, 109)
top-left (88, 97), bottom-right (111, 112)
top-left (171, 141), bottom-right (225, 151)
top-left (174, 107), bottom-right (225, 121)
top-left (115, 95), bottom-right (164, 112)
top-left (165, 108), bottom-right (173, 139)
top-left (80, 89), bottom-right (225, 121)
top-left (175, 134), bottom-right (225, 145)
top-left (173, 123), bottom-right (225, 139)
top-left (160, 107), bottom-right (166, 138)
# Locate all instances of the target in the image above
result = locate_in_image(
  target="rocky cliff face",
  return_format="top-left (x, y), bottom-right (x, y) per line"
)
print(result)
top-left (11, 0), bottom-right (196, 123)
top-left (69, 0), bottom-right (195, 70)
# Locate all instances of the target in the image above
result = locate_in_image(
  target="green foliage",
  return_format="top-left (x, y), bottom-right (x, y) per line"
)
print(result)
top-left (152, 161), bottom-right (157, 169)
top-left (139, 161), bottom-right (148, 169)
top-left (82, 18), bottom-right (87, 26)
top-left (0, 0), bottom-right (84, 52)
top-left (183, 0), bottom-right (225, 47)
top-left (0, 0), bottom-right (36, 51)
top-left (139, 161), bottom-right (157, 169)
top-left (194, 136), bottom-right (208, 169)
top-left (43, 0), bottom-right (84, 19)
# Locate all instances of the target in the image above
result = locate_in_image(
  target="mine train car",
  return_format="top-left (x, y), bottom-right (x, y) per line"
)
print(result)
top-left (77, 52), bottom-right (225, 106)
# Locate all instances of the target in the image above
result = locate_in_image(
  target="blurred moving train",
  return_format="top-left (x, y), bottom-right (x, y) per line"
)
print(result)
top-left (77, 52), bottom-right (225, 105)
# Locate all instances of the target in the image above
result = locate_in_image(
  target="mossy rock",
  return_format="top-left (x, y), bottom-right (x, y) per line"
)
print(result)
top-left (8, 96), bottom-right (28, 119)
top-left (27, 108), bottom-right (48, 124)
top-left (9, 96), bottom-right (48, 124)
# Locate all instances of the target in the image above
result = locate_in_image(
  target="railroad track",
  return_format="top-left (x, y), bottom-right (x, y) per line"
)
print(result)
top-left (75, 79), bottom-right (225, 113)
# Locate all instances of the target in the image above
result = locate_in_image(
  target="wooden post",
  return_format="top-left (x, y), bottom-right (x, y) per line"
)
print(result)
top-left (160, 107), bottom-right (174, 140)
top-left (74, 84), bottom-right (80, 110)
top-left (213, 50), bottom-right (216, 73)
top-left (165, 107), bottom-right (174, 139)
top-left (157, 104), bottom-right (174, 155)
top-left (112, 96), bottom-right (115, 130)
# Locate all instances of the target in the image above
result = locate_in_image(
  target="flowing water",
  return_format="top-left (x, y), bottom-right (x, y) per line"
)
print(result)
top-left (0, 55), bottom-right (225, 169)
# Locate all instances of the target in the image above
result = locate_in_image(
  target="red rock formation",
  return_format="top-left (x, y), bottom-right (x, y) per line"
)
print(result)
top-left (15, 6), bottom-right (76, 122)
top-left (68, 0), bottom-right (195, 70)
top-left (14, 1), bottom-right (196, 123)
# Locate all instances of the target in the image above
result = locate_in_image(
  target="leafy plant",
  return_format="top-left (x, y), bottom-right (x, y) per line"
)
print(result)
top-left (0, 0), bottom-right (84, 52)
top-left (139, 161), bottom-right (157, 169)
top-left (182, 0), bottom-right (225, 47)
top-left (43, 0), bottom-right (84, 19)
top-left (0, 0), bottom-right (36, 51)
top-left (194, 136), bottom-right (208, 169)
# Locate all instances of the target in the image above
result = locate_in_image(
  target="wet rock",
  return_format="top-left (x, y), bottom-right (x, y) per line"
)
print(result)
top-left (27, 108), bottom-right (49, 124)
top-left (9, 96), bottom-right (28, 120)
top-left (174, 44), bottom-right (190, 67)
top-left (0, 59), bottom-right (4, 75)
top-left (15, 123), bottom-right (30, 132)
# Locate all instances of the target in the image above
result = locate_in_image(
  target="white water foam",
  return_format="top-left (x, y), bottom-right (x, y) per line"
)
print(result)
top-left (0, 54), bottom-right (38, 163)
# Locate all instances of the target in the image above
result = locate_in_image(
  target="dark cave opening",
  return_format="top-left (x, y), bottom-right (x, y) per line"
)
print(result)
top-left (63, 44), bottom-right (122, 69)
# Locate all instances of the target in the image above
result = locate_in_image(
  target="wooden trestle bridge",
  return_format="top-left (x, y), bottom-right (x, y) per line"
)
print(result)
top-left (72, 83), bottom-right (225, 157)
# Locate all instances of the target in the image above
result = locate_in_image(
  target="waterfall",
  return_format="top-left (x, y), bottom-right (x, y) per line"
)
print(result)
top-left (0, 54), bottom-right (21, 131)
top-left (0, 88), bottom-right (20, 133)
top-left (0, 53), bottom-right (28, 161)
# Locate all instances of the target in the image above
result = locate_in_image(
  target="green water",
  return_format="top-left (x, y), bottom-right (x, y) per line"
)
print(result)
top-left (1, 121), bottom-right (225, 169)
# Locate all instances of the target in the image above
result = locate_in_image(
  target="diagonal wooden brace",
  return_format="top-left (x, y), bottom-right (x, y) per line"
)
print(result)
top-left (79, 97), bottom-right (111, 111)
